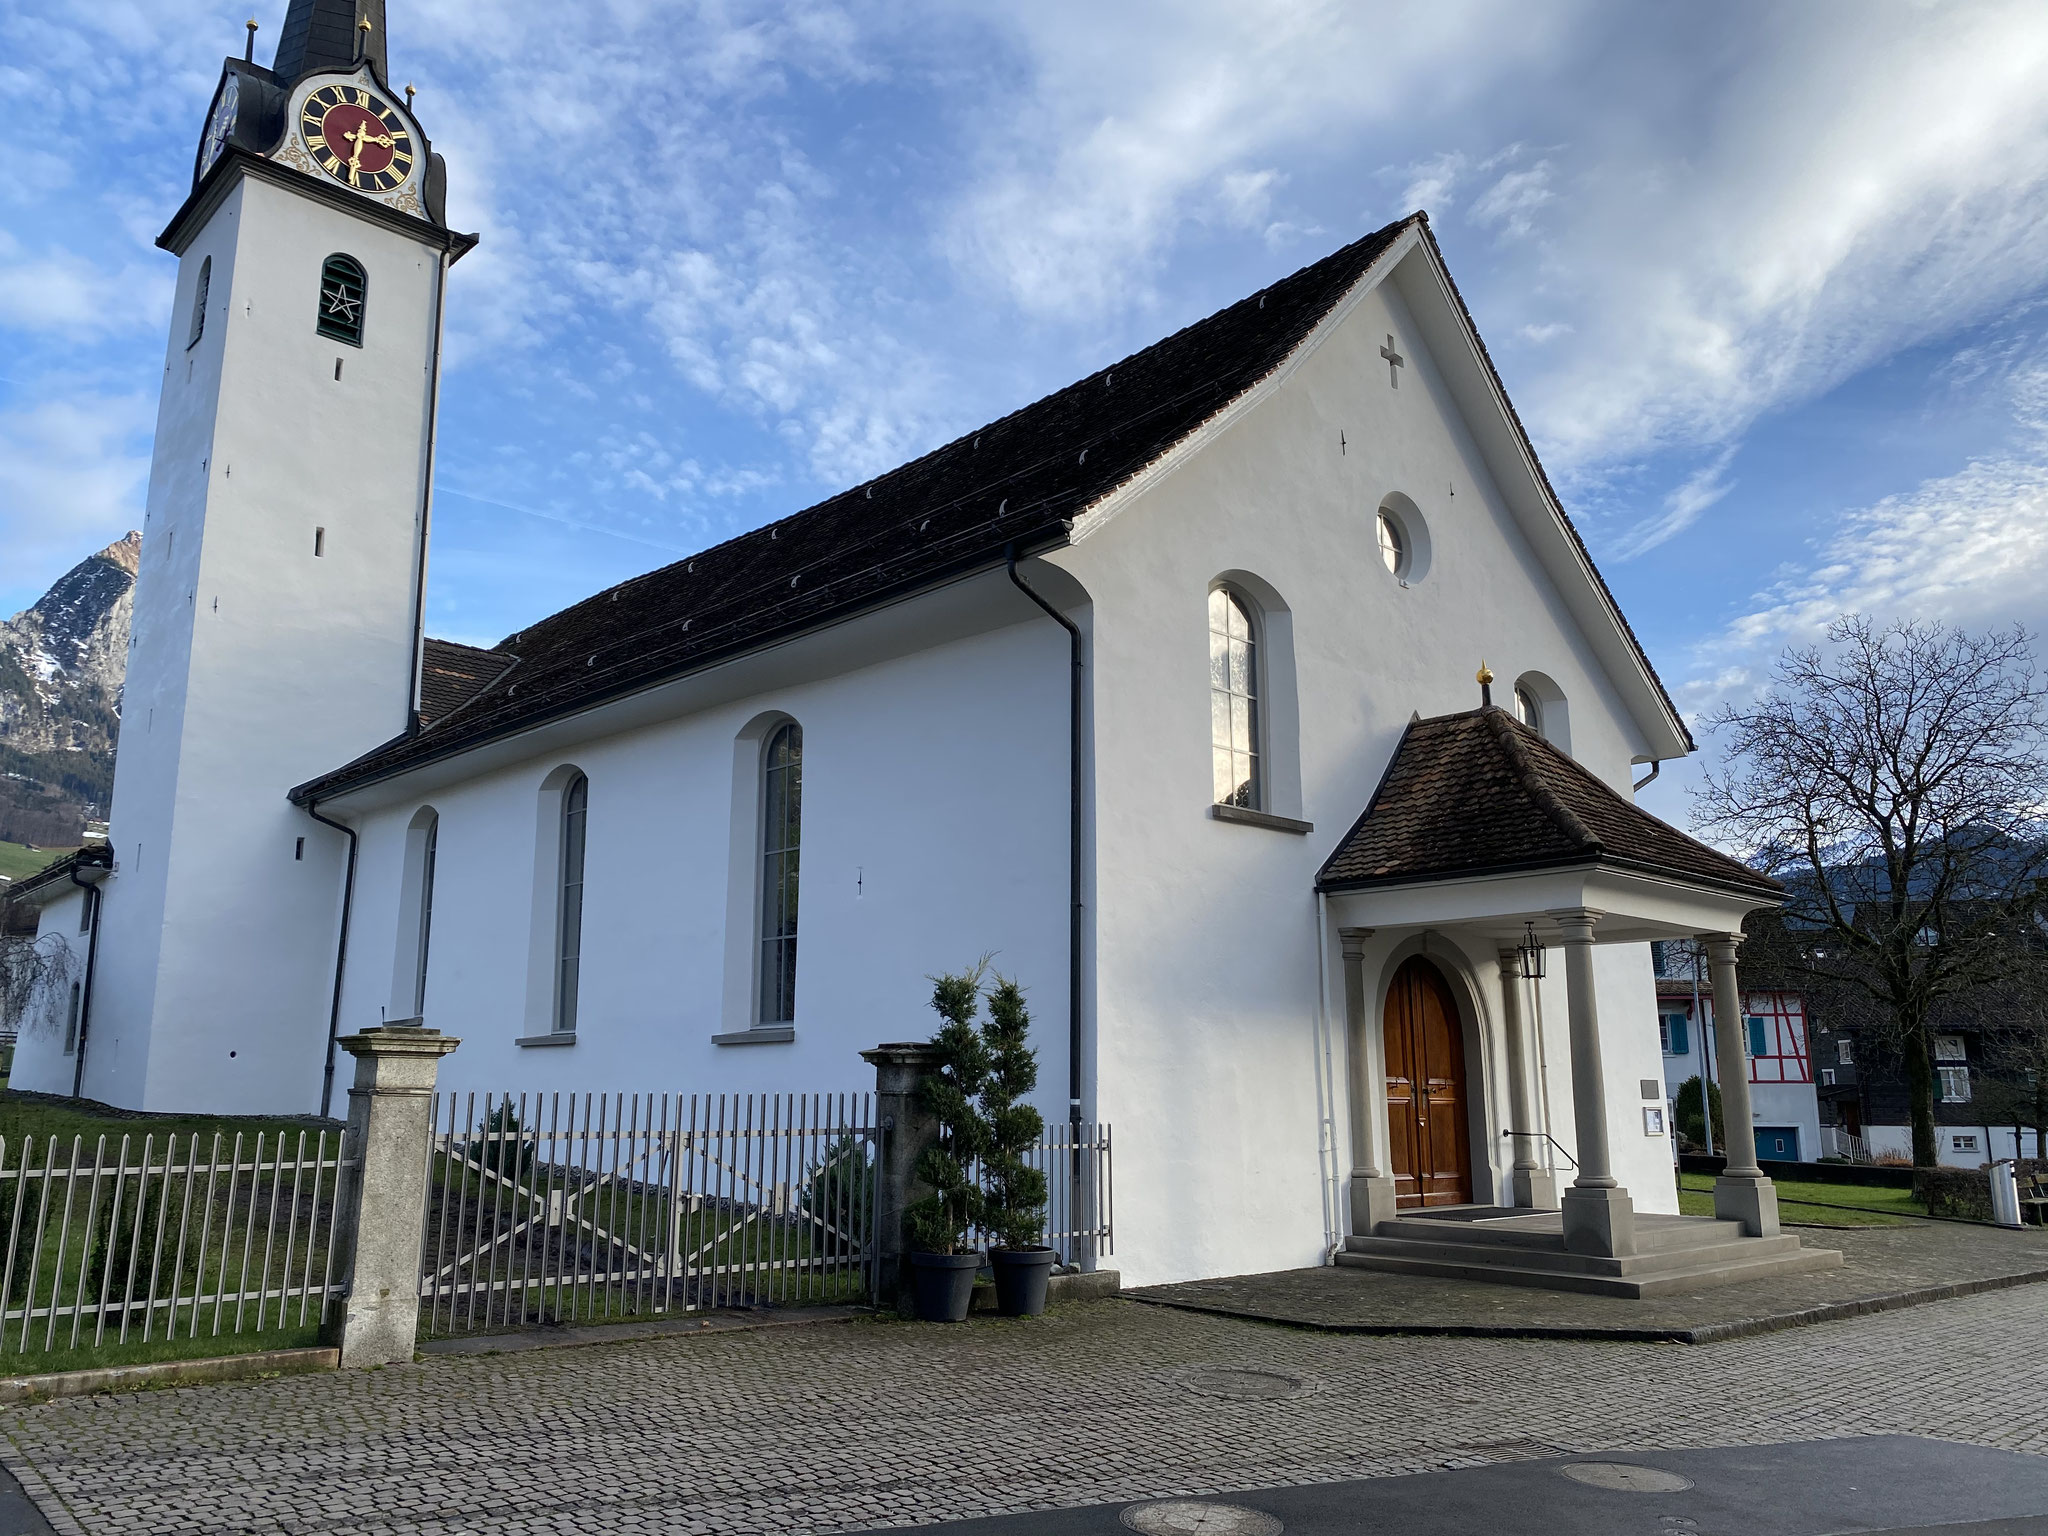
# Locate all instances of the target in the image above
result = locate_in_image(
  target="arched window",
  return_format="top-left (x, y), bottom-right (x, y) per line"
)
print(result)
top-left (555, 774), bottom-right (587, 1033)
top-left (1513, 683), bottom-right (1542, 734)
top-left (758, 723), bottom-right (802, 1024)
top-left (413, 814), bottom-right (438, 1015)
top-left (1209, 586), bottom-right (1260, 809)
top-left (316, 253), bottom-right (366, 346)
top-left (63, 983), bottom-right (81, 1055)
top-left (188, 257), bottom-right (210, 349)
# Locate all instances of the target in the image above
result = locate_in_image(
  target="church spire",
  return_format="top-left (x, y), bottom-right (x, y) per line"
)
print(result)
top-left (270, 0), bottom-right (388, 88)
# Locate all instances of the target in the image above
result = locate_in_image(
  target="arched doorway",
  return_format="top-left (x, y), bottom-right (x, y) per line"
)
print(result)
top-left (1383, 956), bottom-right (1473, 1208)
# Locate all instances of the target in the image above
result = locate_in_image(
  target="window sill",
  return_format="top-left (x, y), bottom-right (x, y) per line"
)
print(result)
top-left (1208, 803), bottom-right (1313, 835)
top-left (713, 1026), bottom-right (796, 1047)
top-left (516, 1031), bottom-right (576, 1048)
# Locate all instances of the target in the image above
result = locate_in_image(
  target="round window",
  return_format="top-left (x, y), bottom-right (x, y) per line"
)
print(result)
top-left (1376, 510), bottom-right (1405, 575)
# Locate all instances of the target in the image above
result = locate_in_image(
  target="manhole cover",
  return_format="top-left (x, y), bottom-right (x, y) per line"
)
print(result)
top-left (1558, 1463), bottom-right (1695, 1493)
top-left (1121, 1500), bottom-right (1285, 1535)
top-left (1179, 1367), bottom-right (1308, 1400)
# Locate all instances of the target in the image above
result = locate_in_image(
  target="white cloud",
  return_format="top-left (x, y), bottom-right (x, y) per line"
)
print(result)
top-left (0, 388), bottom-right (153, 609)
top-left (1610, 447), bottom-right (1737, 561)
top-left (1677, 359), bottom-right (2048, 712)
top-left (0, 238), bottom-right (171, 340)
top-left (1467, 161), bottom-right (1555, 239)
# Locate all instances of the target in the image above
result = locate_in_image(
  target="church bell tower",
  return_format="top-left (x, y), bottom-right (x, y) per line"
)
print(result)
top-left (84, 0), bottom-right (476, 1112)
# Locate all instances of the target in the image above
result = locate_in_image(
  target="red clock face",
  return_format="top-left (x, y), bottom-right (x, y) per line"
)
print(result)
top-left (299, 83), bottom-right (415, 193)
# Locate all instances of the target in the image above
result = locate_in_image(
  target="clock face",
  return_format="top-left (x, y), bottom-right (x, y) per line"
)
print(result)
top-left (299, 83), bottom-right (415, 193)
top-left (200, 73), bottom-right (239, 177)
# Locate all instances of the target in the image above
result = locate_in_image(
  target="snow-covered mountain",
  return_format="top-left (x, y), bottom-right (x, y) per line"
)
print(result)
top-left (0, 533), bottom-right (137, 845)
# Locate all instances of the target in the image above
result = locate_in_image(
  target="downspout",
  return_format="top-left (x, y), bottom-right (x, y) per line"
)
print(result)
top-left (68, 863), bottom-right (107, 1100)
top-left (1005, 545), bottom-right (1083, 1130)
top-left (1315, 889), bottom-right (1341, 1263)
top-left (306, 800), bottom-right (359, 1119)
top-left (405, 248), bottom-right (451, 725)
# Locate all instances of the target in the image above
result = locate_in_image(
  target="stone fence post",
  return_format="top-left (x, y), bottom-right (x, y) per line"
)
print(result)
top-left (861, 1042), bottom-right (941, 1316)
top-left (331, 1022), bottom-right (460, 1367)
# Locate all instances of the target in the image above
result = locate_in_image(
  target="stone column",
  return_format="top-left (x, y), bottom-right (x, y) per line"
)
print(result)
top-left (1339, 928), bottom-right (1398, 1236)
top-left (1703, 932), bottom-right (1779, 1236)
top-left (1497, 950), bottom-right (1558, 1210)
top-left (1549, 908), bottom-right (1635, 1257)
top-left (862, 1042), bottom-right (943, 1315)
top-left (331, 1023), bottom-right (460, 1368)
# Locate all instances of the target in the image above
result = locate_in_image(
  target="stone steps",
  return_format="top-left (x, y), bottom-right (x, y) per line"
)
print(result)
top-left (1337, 1213), bottom-right (1844, 1298)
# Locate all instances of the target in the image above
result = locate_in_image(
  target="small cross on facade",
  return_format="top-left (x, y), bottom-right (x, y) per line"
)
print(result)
top-left (1380, 334), bottom-right (1405, 389)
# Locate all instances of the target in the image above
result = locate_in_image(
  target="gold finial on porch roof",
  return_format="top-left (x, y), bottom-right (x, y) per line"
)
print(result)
top-left (1476, 660), bottom-right (1494, 708)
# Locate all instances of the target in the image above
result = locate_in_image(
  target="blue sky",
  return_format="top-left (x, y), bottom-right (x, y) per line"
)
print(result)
top-left (7, 0), bottom-right (2048, 821)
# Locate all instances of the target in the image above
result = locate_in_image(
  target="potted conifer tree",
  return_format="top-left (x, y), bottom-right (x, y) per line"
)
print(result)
top-left (905, 971), bottom-right (990, 1322)
top-left (980, 976), bottom-right (1056, 1317)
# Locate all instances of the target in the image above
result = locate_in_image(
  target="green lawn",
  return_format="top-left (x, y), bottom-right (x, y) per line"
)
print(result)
top-left (0, 842), bottom-right (76, 883)
top-left (1676, 1170), bottom-right (1925, 1226)
top-left (0, 1092), bottom-right (344, 1376)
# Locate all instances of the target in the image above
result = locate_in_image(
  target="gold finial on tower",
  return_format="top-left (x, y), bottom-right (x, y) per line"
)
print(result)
top-left (359, 14), bottom-right (373, 32)
top-left (245, 17), bottom-right (257, 61)
top-left (1477, 660), bottom-right (1494, 708)
top-left (405, 82), bottom-right (417, 108)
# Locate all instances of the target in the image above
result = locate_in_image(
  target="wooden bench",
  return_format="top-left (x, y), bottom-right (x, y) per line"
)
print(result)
top-left (2016, 1172), bottom-right (2048, 1225)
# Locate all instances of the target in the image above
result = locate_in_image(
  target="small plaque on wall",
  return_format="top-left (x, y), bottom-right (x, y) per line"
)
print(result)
top-left (1643, 1105), bottom-right (1667, 1137)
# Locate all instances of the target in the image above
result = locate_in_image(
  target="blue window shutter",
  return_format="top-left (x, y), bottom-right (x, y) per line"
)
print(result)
top-left (1747, 1017), bottom-right (1768, 1057)
top-left (1673, 1016), bottom-right (1689, 1056)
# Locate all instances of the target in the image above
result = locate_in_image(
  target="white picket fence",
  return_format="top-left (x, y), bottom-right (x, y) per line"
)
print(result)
top-left (0, 1130), bottom-right (349, 1357)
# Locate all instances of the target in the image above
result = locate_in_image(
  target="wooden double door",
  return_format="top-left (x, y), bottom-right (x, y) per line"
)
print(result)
top-left (1383, 956), bottom-right (1473, 1208)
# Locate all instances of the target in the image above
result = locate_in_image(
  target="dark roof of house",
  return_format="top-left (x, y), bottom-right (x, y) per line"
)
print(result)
top-left (0, 842), bottom-right (114, 915)
top-left (416, 637), bottom-right (516, 730)
top-left (293, 212), bottom-right (1685, 805)
top-left (1316, 707), bottom-right (1781, 899)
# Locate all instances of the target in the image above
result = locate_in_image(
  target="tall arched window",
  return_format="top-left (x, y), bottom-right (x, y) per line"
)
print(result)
top-left (413, 814), bottom-right (438, 1015)
top-left (555, 774), bottom-right (587, 1033)
top-left (63, 983), bottom-right (81, 1055)
top-left (188, 257), bottom-right (210, 349)
top-left (758, 722), bottom-right (802, 1024)
top-left (316, 253), bottom-right (366, 345)
top-left (1209, 587), bottom-right (1260, 809)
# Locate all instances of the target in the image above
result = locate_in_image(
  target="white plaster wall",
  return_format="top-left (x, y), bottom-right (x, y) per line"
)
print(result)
top-left (1750, 1081), bottom-right (1823, 1163)
top-left (332, 614), bottom-right (1071, 1123)
top-left (1058, 247), bottom-right (1678, 1285)
top-left (8, 893), bottom-right (89, 1092)
top-left (88, 172), bottom-right (439, 1112)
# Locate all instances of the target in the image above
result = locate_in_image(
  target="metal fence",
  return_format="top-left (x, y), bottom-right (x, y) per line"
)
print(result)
top-left (969, 1121), bottom-right (1114, 1267)
top-left (0, 1131), bottom-right (349, 1358)
top-left (420, 1091), bottom-right (880, 1335)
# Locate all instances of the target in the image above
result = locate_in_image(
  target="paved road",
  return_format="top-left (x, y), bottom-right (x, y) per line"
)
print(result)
top-left (854, 1437), bottom-right (2048, 1535)
top-left (2, 1286), bottom-right (2046, 1535)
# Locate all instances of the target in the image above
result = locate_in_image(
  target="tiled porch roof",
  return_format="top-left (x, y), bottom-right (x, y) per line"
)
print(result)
top-left (1316, 707), bottom-right (1782, 900)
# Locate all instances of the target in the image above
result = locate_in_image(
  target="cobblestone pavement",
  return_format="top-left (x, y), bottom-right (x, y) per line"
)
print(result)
top-left (3, 1286), bottom-right (2046, 1536)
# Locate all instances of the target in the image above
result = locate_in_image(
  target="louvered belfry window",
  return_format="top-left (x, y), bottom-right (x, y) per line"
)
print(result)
top-left (316, 253), bottom-right (366, 345)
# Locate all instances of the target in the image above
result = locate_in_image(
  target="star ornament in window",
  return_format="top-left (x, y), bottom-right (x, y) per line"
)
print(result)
top-left (322, 283), bottom-right (360, 323)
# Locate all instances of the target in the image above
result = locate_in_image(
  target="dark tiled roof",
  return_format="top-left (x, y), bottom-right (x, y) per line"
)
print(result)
top-left (294, 217), bottom-right (1419, 802)
top-left (1316, 708), bottom-right (1780, 899)
top-left (272, 0), bottom-right (388, 88)
top-left (1, 841), bottom-right (113, 915)
top-left (416, 637), bottom-right (515, 730)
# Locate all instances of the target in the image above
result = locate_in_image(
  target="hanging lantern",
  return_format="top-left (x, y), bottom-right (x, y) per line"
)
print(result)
top-left (1517, 921), bottom-right (1547, 981)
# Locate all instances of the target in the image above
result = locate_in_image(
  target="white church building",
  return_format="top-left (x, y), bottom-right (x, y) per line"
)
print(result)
top-left (10, 0), bottom-right (1831, 1291)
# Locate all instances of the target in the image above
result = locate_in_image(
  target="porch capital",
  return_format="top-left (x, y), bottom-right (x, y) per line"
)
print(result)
top-left (1699, 930), bottom-right (1744, 962)
top-left (1545, 906), bottom-right (1605, 941)
top-left (1338, 926), bottom-right (1375, 961)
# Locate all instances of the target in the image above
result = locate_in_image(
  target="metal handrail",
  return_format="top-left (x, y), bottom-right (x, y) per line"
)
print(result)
top-left (1502, 1128), bottom-right (1578, 1169)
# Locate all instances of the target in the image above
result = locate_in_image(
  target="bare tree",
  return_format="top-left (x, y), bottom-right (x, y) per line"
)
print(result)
top-left (0, 930), bottom-right (76, 1041)
top-left (1694, 616), bottom-right (2048, 1167)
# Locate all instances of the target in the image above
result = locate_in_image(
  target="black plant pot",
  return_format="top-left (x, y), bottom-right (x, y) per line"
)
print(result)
top-left (989, 1246), bottom-right (1059, 1317)
top-left (910, 1251), bottom-right (982, 1322)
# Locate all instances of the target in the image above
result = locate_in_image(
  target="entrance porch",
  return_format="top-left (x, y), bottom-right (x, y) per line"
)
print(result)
top-left (1315, 703), bottom-right (1841, 1294)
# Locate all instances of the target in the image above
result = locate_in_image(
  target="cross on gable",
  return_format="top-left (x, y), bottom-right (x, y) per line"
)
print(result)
top-left (1380, 334), bottom-right (1405, 389)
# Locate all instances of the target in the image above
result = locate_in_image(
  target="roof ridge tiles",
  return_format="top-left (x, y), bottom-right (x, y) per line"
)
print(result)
top-left (1482, 706), bottom-right (1602, 852)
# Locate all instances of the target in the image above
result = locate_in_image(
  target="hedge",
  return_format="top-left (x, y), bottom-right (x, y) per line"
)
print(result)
top-left (1913, 1160), bottom-right (2048, 1221)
